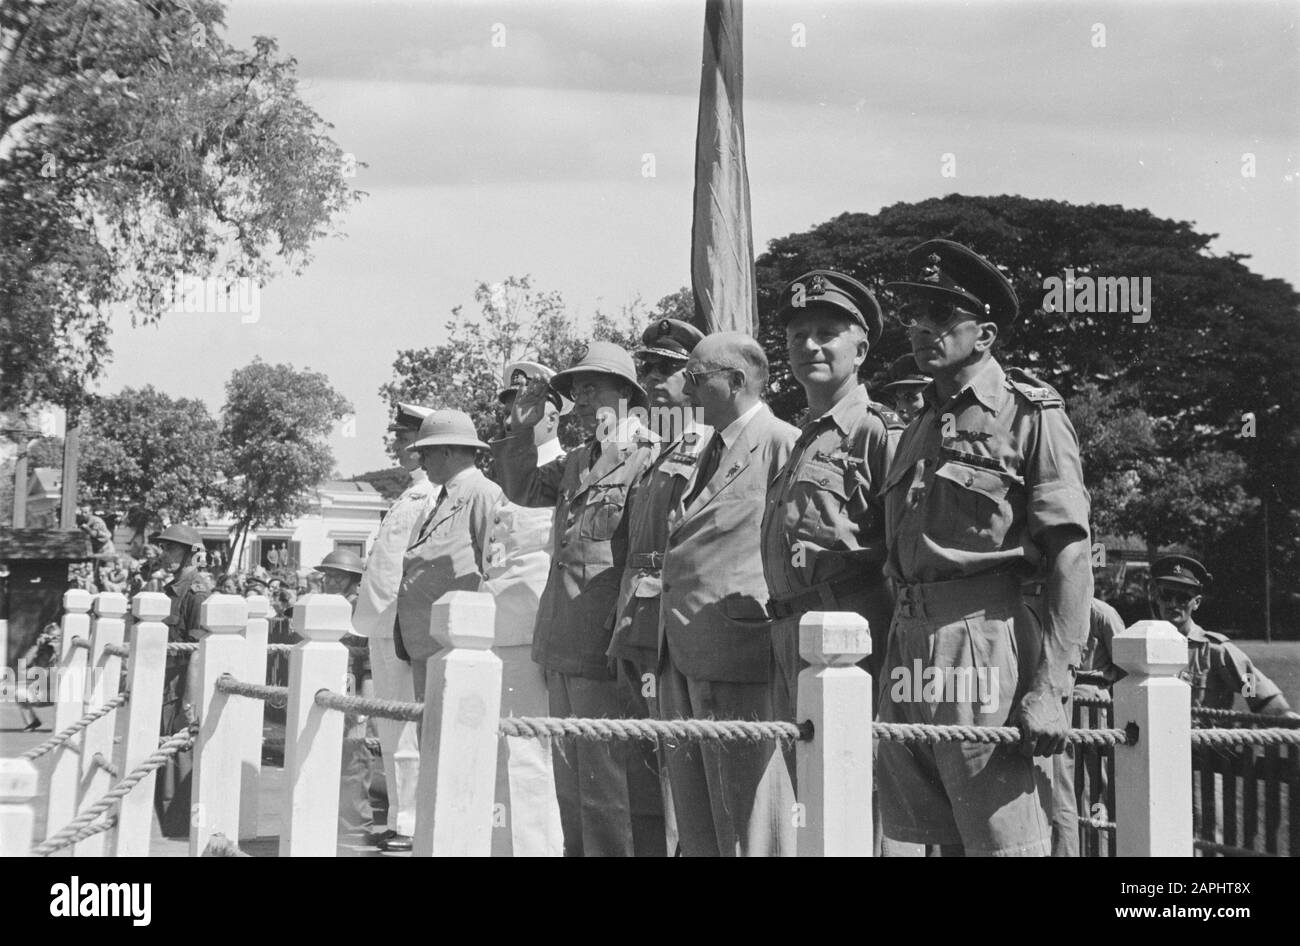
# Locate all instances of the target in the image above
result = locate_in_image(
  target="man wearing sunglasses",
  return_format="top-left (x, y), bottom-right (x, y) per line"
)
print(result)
top-left (605, 318), bottom-right (709, 855)
top-left (876, 239), bottom-right (1093, 857)
top-left (1149, 555), bottom-right (1294, 717)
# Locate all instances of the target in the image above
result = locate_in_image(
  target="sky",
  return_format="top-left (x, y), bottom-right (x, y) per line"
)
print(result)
top-left (96, 0), bottom-right (1300, 476)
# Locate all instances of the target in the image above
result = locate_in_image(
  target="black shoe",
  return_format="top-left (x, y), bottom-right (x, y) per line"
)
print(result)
top-left (365, 829), bottom-right (396, 847)
top-left (378, 834), bottom-right (412, 852)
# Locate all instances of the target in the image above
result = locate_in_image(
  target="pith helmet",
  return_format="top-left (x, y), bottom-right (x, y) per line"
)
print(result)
top-left (317, 548), bottom-right (364, 577)
top-left (550, 342), bottom-right (648, 408)
top-left (150, 524), bottom-right (203, 550)
top-left (407, 409), bottom-right (490, 452)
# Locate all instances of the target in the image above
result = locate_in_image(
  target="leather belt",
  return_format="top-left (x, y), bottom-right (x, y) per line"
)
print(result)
top-left (629, 551), bottom-right (664, 570)
top-left (768, 575), bottom-right (863, 619)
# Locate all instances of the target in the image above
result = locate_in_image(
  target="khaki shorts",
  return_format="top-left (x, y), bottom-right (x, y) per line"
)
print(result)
top-left (876, 573), bottom-right (1053, 856)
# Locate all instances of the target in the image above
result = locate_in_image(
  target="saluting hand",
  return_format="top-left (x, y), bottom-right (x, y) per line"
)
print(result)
top-left (1012, 685), bottom-right (1070, 756)
top-left (510, 377), bottom-right (550, 431)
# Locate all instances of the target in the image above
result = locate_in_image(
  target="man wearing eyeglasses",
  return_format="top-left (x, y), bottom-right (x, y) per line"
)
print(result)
top-left (876, 239), bottom-right (1093, 857)
top-left (492, 342), bottom-right (662, 857)
top-left (658, 332), bottom-right (800, 856)
top-left (1149, 555), bottom-right (1295, 717)
top-left (606, 318), bottom-right (710, 856)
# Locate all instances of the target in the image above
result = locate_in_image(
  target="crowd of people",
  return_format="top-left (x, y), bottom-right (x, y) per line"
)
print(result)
top-left (78, 238), bottom-right (1297, 857)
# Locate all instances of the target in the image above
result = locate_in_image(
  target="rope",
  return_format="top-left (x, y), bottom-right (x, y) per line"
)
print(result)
top-left (20, 693), bottom-right (131, 761)
top-left (314, 690), bottom-right (423, 722)
top-left (1190, 728), bottom-right (1300, 748)
top-left (1193, 840), bottom-right (1276, 858)
top-left (33, 728), bottom-right (195, 856)
top-left (1073, 694), bottom-right (1113, 708)
top-left (1081, 817), bottom-right (1117, 832)
top-left (498, 715), bottom-right (808, 743)
top-left (1192, 706), bottom-right (1300, 728)
top-left (91, 752), bottom-right (119, 779)
top-left (268, 641), bottom-right (370, 653)
top-left (166, 642), bottom-right (199, 653)
top-left (215, 674), bottom-right (288, 706)
top-left (102, 642), bottom-right (130, 659)
top-left (70, 636), bottom-right (91, 651)
top-left (871, 722), bottom-right (1133, 747)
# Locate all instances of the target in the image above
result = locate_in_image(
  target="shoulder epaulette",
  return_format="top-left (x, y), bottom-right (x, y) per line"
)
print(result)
top-left (867, 400), bottom-right (907, 430)
top-left (1006, 367), bottom-right (1063, 408)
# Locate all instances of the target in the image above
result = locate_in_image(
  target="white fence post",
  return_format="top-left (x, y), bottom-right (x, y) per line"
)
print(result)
top-left (413, 591), bottom-right (501, 857)
top-left (238, 594), bottom-right (270, 840)
top-left (72, 592), bottom-right (128, 856)
top-left (1113, 619), bottom-right (1192, 857)
top-left (795, 611), bottom-right (874, 857)
top-left (110, 592), bottom-right (171, 857)
top-left (279, 593), bottom-right (351, 857)
top-left (0, 758), bottom-right (38, 857)
top-left (189, 595), bottom-right (249, 857)
top-left (44, 588), bottom-right (93, 852)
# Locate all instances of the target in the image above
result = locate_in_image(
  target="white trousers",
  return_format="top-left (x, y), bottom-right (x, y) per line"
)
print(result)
top-left (368, 636), bottom-right (420, 836)
top-left (494, 643), bottom-right (564, 857)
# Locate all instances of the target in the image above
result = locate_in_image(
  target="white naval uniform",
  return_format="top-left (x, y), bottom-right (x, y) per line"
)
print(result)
top-left (352, 468), bottom-right (436, 837)
top-left (481, 436), bottom-right (565, 856)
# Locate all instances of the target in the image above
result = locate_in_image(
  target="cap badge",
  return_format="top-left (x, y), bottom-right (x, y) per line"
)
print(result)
top-left (1172, 565), bottom-right (1185, 576)
top-left (510, 369), bottom-right (527, 385)
top-left (659, 319), bottom-right (672, 336)
top-left (808, 274), bottom-right (827, 296)
top-left (921, 253), bottom-right (943, 285)
top-left (572, 344), bottom-right (588, 364)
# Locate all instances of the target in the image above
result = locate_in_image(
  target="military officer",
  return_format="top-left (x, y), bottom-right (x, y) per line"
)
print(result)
top-left (493, 342), bottom-right (662, 857)
top-left (150, 523), bottom-right (212, 838)
top-left (762, 270), bottom-right (903, 720)
top-left (877, 239), bottom-right (1093, 857)
top-left (607, 318), bottom-right (709, 854)
top-left (352, 401), bottom-right (434, 851)
top-left (1150, 555), bottom-right (1296, 716)
top-left (482, 361), bottom-right (568, 857)
top-left (880, 353), bottom-right (932, 424)
top-left (659, 332), bottom-right (800, 857)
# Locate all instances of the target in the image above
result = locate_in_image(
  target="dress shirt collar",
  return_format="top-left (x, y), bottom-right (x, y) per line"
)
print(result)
top-left (717, 401), bottom-right (765, 451)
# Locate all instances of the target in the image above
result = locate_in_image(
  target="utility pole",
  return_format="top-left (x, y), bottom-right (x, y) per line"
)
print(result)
top-left (1263, 493), bottom-right (1272, 644)
top-left (59, 410), bottom-right (80, 529)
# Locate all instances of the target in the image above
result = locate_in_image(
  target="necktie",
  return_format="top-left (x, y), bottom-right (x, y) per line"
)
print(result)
top-left (683, 432), bottom-right (724, 508)
top-left (413, 486), bottom-right (448, 546)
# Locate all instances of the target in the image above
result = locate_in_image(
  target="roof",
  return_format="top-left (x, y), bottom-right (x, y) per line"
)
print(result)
top-left (320, 480), bottom-right (378, 494)
top-left (0, 529), bottom-right (93, 561)
top-left (28, 467), bottom-right (62, 496)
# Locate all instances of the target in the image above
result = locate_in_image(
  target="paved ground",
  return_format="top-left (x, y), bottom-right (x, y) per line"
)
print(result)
top-left (0, 702), bottom-right (400, 857)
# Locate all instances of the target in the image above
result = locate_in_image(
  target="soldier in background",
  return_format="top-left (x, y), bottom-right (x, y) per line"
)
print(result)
top-left (150, 523), bottom-right (212, 838)
top-left (879, 353), bottom-right (931, 424)
top-left (482, 361), bottom-right (569, 857)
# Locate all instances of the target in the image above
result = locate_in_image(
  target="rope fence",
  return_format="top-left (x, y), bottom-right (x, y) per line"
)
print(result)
top-left (102, 642), bottom-right (131, 659)
top-left (33, 729), bottom-right (196, 857)
top-left (214, 674), bottom-right (288, 706)
top-left (498, 715), bottom-right (809, 744)
top-left (314, 689), bottom-right (423, 722)
top-left (20, 693), bottom-right (131, 762)
top-left (872, 721), bottom-right (1134, 748)
top-left (1190, 728), bottom-right (1300, 749)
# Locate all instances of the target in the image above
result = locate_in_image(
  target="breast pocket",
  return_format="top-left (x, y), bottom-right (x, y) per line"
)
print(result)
top-left (579, 484), bottom-right (628, 541)
top-left (932, 461), bottom-right (1018, 552)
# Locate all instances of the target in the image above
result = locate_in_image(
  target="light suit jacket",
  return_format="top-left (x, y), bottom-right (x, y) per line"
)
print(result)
top-left (660, 406), bottom-right (799, 683)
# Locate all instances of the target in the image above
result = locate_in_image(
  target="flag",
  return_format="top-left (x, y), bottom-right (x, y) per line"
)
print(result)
top-left (690, 0), bottom-right (756, 336)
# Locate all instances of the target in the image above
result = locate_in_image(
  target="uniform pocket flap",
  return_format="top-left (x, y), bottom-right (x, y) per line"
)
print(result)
top-left (935, 461), bottom-right (1014, 501)
top-left (721, 594), bottom-right (770, 623)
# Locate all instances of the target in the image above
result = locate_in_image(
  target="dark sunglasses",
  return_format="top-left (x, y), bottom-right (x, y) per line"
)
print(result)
top-left (684, 366), bottom-right (733, 387)
top-left (895, 301), bottom-right (984, 330)
top-left (1155, 587), bottom-right (1196, 605)
top-left (637, 356), bottom-right (682, 377)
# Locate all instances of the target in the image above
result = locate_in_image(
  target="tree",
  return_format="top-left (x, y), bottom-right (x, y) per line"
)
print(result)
top-left (379, 275), bottom-right (660, 465)
top-left (76, 386), bottom-right (224, 543)
top-left (0, 0), bottom-right (363, 411)
top-left (217, 359), bottom-right (351, 563)
top-left (755, 195), bottom-right (1300, 634)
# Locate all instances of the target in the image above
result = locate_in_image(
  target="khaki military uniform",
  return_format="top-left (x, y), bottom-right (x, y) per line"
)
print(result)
top-left (878, 358), bottom-right (1091, 856)
top-left (492, 419), bottom-right (663, 857)
top-left (1182, 621), bottom-right (1285, 711)
top-left (761, 384), bottom-right (902, 719)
